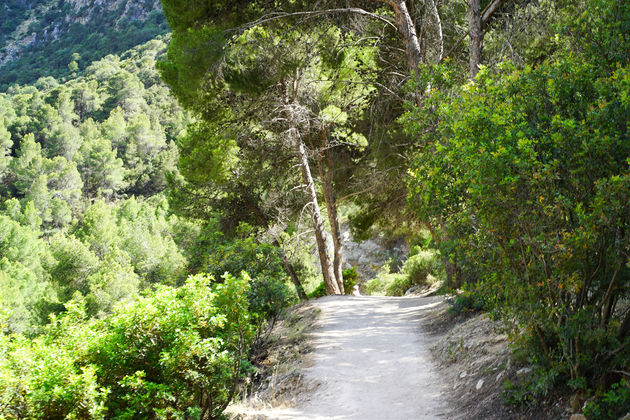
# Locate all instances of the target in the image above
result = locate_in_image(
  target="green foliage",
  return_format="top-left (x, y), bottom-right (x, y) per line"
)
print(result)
top-left (308, 267), bottom-right (359, 298)
top-left (583, 380), bottom-right (630, 420)
top-left (447, 291), bottom-right (487, 315)
top-left (0, 215), bottom-right (54, 333)
top-left (342, 267), bottom-right (358, 294)
top-left (365, 250), bottom-right (444, 296)
top-left (0, 273), bottom-right (255, 419)
top-left (406, 0), bottom-right (630, 396)
top-left (191, 222), bottom-right (296, 321)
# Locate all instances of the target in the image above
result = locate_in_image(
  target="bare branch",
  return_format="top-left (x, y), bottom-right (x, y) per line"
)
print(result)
top-left (241, 8), bottom-right (397, 32)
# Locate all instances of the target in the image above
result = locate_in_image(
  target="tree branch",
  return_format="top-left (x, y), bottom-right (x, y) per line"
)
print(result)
top-left (241, 8), bottom-right (397, 32)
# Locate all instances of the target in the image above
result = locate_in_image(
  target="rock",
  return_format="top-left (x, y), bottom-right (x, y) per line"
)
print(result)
top-left (459, 371), bottom-right (467, 378)
top-left (495, 371), bottom-right (504, 382)
top-left (516, 367), bottom-right (532, 376)
top-left (618, 414), bottom-right (630, 420)
top-left (570, 392), bottom-right (586, 413)
top-left (569, 415), bottom-right (587, 420)
top-left (405, 286), bottom-right (418, 295)
top-left (476, 379), bottom-right (484, 390)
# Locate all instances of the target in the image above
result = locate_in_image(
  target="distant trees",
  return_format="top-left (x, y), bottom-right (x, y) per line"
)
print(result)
top-left (0, 38), bottom-right (194, 334)
top-left (0, 0), bottom-right (170, 90)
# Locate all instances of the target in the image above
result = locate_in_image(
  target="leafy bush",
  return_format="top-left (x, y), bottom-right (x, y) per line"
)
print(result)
top-left (342, 267), bottom-right (358, 294)
top-left (193, 222), bottom-right (297, 321)
top-left (365, 250), bottom-right (443, 296)
top-left (584, 380), bottom-right (630, 420)
top-left (308, 267), bottom-right (359, 298)
top-left (0, 273), bottom-right (255, 419)
top-left (406, 0), bottom-right (630, 397)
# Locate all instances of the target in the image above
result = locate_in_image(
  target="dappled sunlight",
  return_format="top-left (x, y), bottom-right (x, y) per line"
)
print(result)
top-left (279, 295), bottom-right (448, 419)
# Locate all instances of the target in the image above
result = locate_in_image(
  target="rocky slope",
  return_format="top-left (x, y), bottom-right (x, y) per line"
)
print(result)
top-left (0, 0), bottom-right (167, 89)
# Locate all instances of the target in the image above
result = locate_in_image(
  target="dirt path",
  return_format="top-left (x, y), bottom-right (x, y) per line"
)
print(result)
top-left (249, 295), bottom-right (450, 419)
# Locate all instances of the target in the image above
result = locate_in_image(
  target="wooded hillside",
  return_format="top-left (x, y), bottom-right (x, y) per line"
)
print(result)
top-left (0, 0), bottom-right (628, 418)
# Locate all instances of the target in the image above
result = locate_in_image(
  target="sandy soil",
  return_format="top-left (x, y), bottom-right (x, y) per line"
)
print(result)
top-left (231, 295), bottom-right (451, 419)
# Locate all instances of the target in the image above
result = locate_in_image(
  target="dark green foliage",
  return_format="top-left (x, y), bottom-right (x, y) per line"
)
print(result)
top-left (342, 267), bottom-right (358, 294)
top-left (447, 292), bottom-right (487, 315)
top-left (0, 1), bottom-right (170, 90)
top-left (191, 222), bottom-right (297, 321)
top-left (406, 0), bottom-right (630, 398)
top-left (583, 380), bottom-right (630, 420)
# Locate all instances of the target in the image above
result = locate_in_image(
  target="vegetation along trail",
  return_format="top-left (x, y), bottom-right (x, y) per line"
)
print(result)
top-left (268, 295), bottom-right (448, 419)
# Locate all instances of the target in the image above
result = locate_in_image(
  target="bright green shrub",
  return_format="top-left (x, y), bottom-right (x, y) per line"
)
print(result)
top-left (0, 273), bottom-right (255, 419)
top-left (307, 280), bottom-right (327, 299)
top-left (0, 299), bottom-right (108, 419)
top-left (365, 251), bottom-right (443, 296)
top-left (89, 273), bottom-right (254, 419)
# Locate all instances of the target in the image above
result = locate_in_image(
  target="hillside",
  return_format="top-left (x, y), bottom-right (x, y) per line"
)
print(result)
top-left (0, 0), bottom-right (168, 90)
top-left (1, 0), bottom-right (629, 419)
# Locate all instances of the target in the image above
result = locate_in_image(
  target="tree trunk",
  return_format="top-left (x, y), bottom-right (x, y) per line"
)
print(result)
top-left (294, 136), bottom-right (340, 295)
top-left (317, 129), bottom-right (345, 294)
top-left (427, 0), bottom-right (444, 62)
top-left (282, 73), bottom-right (339, 295)
top-left (382, 0), bottom-right (423, 75)
top-left (468, 0), bottom-right (482, 78)
top-left (274, 238), bottom-right (308, 300)
top-left (482, 0), bottom-right (506, 27)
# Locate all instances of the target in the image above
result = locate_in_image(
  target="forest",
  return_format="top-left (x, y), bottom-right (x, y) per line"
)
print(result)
top-left (0, 0), bottom-right (629, 419)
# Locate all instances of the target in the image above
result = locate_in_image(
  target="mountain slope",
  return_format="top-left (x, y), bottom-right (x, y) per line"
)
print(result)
top-left (0, 0), bottom-right (168, 90)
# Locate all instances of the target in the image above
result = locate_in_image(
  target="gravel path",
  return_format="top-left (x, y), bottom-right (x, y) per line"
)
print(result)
top-left (266, 295), bottom-right (449, 419)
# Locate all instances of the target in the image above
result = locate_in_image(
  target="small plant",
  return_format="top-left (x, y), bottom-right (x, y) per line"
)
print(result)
top-left (307, 267), bottom-right (359, 298)
top-left (448, 292), bottom-right (486, 314)
top-left (342, 267), bottom-right (358, 294)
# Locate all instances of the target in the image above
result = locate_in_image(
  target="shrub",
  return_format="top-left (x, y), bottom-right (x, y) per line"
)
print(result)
top-left (307, 280), bottom-right (327, 299)
top-left (194, 222), bottom-right (297, 322)
top-left (406, 0), bottom-right (630, 396)
top-left (0, 273), bottom-right (255, 419)
top-left (365, 251), bottom-right (443, 296)
top-left (342, 267), bottom-right (358, 294)
top-left (583, 380), bottom-right (630, 420)
top-left (89, 273), bottom-right (254, 419)
top-left (307, 267), bottom-right (359, 298)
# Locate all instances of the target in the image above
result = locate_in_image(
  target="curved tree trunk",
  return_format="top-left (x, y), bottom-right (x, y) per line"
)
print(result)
top-left (385, 0), bottom-right (423, 75)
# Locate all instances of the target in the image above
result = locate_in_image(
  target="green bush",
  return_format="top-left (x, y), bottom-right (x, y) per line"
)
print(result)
top-left (307, 281), bottom-right (327, 299)
top-left (584, 380), bottom-right (630, 420)
top-left (406, 0), bottom-right (630, 396)
top-left (342, 267), bottom-right (359, 294)
top-left (0, 273), bottom-right (255, 419)
top-left (365, 251), bottom-right (443, 296)
top-left (307, 267), bottom-right (359, 298)
top-left (194, 222), bottom-right (297, 322)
